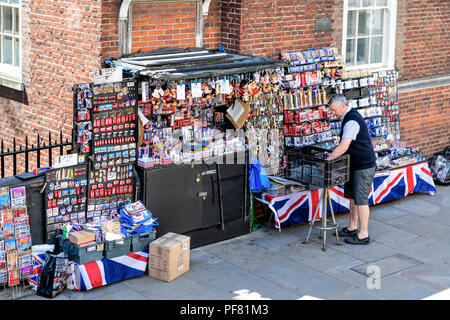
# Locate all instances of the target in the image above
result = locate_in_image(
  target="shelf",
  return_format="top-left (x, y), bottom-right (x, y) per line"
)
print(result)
top-left (284, 130), bottom-right (332, 138)
top-left (284, 117), bottom-right (329, 124)
top-left (282, 83), bottom-right (322, 89)
top-left (283, 104), bottom-right (327, 111)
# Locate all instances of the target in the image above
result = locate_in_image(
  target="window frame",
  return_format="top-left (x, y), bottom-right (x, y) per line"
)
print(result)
top-left (0, 0), bottom-right (22, 89)
top-left (342, 0), bottom-right (397, 71)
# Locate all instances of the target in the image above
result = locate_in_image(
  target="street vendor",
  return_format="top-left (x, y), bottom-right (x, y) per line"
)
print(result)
top-left (326, 94), bottom-right (376, 245)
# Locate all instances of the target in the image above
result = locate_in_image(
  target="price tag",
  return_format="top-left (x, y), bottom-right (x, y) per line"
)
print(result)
top-left (54, 154), bottom-right (78, 169)
top-left (177, 84), bottom-right (186, 100)
top-left (142, 81), bottom-right (149, 102)
top-left (93, 68), bottom-right (123, 85)
top-left (191, 82), bottom-right (202, 98)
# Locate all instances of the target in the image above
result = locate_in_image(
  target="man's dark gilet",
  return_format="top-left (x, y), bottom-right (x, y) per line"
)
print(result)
top-left (339, 108), bottom-right (376, 170)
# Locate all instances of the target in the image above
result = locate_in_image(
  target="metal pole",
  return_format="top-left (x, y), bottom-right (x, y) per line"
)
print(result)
top-left (25, 136), bottom-right (29, 173)
top-left (13, 138), bottom-right (17, 176)
top-left (49, 132), bottom-right (52, 167)
top-left (37, 134), bottom-right (41, 168)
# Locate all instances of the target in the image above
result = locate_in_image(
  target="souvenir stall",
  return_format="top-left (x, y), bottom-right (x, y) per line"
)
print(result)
top-left (26, 70), bottom-right (158, 296)
top-left (254, 46), bottom-right (436, 231)
top-left (109, 47), bottom-right (286, 248)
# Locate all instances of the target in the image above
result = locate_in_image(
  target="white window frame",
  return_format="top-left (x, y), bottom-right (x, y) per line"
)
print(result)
top-left (0, 0), bottom-right (22, 90)
top-left (342, 0), bottom-right (397, 71)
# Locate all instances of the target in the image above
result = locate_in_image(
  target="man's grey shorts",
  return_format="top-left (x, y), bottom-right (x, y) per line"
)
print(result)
top-left (344, 166), bottom-right (376, 205)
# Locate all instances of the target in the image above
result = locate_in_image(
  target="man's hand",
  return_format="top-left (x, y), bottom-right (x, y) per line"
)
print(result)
top-left (326, 138), bottom-right (352, 161)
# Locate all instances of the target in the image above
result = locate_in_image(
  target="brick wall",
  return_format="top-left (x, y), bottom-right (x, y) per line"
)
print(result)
top-left (203, 0), bottom-right (222, 49)
top-left (396, 0), bottom-right (450, 81)
top-left (131, 1), bottom-right (197, 53)
top-left (399, 85), bottom-right (450, 157)
top-left (0, 0), bottom-right (114, 176)
top-left (221, 0), bottom-right (342, 59)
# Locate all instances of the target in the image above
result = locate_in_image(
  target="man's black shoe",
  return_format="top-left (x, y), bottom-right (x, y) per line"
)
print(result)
top-left (337, 227), bottom-right (358, 237)
top-left (344, 234), bottom-right (370, 245)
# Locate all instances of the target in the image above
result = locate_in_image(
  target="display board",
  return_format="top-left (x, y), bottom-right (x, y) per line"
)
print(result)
top-left (44, 164), bottom-right (88, 242)
top-left (0, 186), bottom-right (33, 287)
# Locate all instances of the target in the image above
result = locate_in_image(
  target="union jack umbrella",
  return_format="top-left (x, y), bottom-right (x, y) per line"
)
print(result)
top-left (255, 161), bottom-right (436, 230)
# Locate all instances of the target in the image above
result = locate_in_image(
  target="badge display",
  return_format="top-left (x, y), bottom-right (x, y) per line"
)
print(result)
top-left (44, 165), bottom-right (88, 242)
top-left (85, 80), bottom-right (138, 222)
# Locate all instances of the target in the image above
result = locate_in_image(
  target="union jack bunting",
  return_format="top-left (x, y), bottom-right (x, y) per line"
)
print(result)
top-left (255, 162), bottom-right (436, 230)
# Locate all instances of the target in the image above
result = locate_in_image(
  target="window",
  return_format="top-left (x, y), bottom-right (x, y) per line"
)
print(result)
top-left (343, 0), bottom-right (397, 70)
top-left (0, 0), bottom-right (22, 88)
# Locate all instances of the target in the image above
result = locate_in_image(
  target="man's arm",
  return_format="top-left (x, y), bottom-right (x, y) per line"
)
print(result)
top-left (326, 137), bottom-right (352, 161)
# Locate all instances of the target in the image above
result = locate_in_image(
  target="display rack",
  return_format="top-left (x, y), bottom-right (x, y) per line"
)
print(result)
top-left (110, 48), bottom-right (286, 176)
top-left (280, 46), bottom-right (345, 153)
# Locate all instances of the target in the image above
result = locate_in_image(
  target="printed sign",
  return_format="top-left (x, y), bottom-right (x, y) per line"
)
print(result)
top-left (93, 68), bottom-right (123, 85)
top-left (54, 154), bottom-right (79, 169)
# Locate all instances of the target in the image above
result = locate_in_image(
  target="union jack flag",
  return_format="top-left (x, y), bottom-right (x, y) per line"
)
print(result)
top-left (70, 251), bottom-right (148, 291)
top-left (29, 251), bottom-right (148, 292)
top-left (256, 161), bottom-right (436, 230)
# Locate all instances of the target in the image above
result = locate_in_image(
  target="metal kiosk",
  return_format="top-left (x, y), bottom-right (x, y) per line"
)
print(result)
top-left (286, 146), bottom-right (350, 251)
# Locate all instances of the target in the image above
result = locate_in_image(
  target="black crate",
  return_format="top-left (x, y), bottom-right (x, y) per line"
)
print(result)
top-left (104, 237), bottom-right (132, 259)
top-left (286, 146), bottom-right (350, 189)
top-left (59, 236), bottom-right (105, 265)
top-left (130, 230), bottom-right (156, 252)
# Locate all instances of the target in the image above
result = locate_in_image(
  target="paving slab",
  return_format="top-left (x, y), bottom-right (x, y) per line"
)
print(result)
top-left (251, 257), bottom-right (351, 299)
top-left (369, 202), bottom-right (412, 221)
top-left (276, 237), bottom-right (357, 272)
top-left (371, 227), bottom-right (420, 248)
top-left (388, 285), bottom-right (438, 300)
top-left (200, 237), bottom-right (288, 273)
top-left (123, 274), bottom-right (207, 300)
top-left (385, 213), bottom-right (450, 241)
top-left (351, 253), bottom-right (422, 278)
top-left (394, 238), bottom-right (450, 265)
top-left (397, 263), bottom-right (450, 292)
top-left (322, 259), bottom-right (371, 289)
top-left (182, 249), bottom-right (286, 299)
top-left (368, 274), bottom-right (436, 300)
top-left (325, 287), bottom-right (382, 300)
top-left (345, 241), bottom-right (401, 263)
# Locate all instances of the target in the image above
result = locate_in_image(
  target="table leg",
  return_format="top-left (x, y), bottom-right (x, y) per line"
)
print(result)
top-left (303, 188), bottom-right (324, 245)
top-left (328, 188), bottom-right (342, 245)
top-left (321, 189), bottom-right (328, 252)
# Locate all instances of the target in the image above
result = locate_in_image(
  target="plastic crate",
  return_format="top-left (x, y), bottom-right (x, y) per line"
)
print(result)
top-left (104, 237), bottom-right (132, 259)
top-left (130, 230), bottom-right (156, 252)
top-left (286, 146), bottom-right (350, 189)
top-left (59, 236), bottom-right (105, 265)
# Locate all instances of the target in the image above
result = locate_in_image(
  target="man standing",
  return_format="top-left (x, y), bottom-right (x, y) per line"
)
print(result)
top-left (326, 94), bottom-right (376, 245)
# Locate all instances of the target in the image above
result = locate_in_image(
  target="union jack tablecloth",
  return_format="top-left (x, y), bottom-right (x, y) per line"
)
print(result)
top-left (29, 251), bottom-right (148, 292)
top-left (255, 161), bottom-right (436, 230)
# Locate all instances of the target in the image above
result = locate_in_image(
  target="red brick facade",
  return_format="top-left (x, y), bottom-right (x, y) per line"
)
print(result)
top-left (0, 0), bottom-right (448, 176)
top-left (399, 84), bottom-right (450, 157)
top-left (395, 0), bottom-right (450, 81)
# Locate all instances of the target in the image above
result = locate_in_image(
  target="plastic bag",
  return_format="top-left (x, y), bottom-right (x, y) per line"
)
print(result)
top-left (249, 157), bottom-right (270, 193)
top-left (36, 251), bottom-right (69, 298)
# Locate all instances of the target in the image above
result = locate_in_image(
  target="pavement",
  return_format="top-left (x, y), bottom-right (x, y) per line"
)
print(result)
top-left (9, 184), bottom-right (450, 300)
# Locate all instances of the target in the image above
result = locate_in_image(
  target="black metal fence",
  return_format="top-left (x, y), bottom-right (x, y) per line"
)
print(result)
top-left (0, 131), bottom-right (72, 178)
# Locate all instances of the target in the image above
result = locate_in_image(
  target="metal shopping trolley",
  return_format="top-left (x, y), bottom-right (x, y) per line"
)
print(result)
top-left (286, 146), bottom-right (350, 251)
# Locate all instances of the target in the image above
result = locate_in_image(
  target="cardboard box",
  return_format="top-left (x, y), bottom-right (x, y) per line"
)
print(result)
top-left (148, 232), bottom-right (190, 282)
top-left (68, 230), bottom-right (96, 245)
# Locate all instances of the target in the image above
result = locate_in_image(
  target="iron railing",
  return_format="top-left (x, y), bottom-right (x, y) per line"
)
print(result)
top-left (0, 131), bottom-right (72, 178)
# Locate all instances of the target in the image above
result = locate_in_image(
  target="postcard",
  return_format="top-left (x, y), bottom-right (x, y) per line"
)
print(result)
top-left (8, 268), bottom-right (19, 286)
